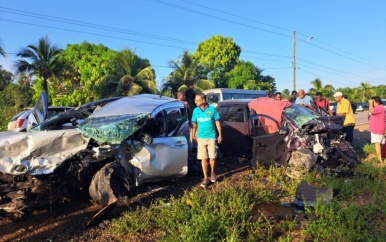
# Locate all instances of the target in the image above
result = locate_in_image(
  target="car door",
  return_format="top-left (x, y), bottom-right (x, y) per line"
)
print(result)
top-left (130, 107), bottom-right (189, 185)
top-left (27, 91), bottom-right (48, 130)
top-left (250, 114), bottom-right (289, 167)
top-left (217, 103), bottom-right (250, 156)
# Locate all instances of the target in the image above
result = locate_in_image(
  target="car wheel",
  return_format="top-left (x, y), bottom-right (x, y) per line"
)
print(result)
top-left (333, 143), bottom-right (360, 167)
top-left (89, 162), bottom-right (130, 206)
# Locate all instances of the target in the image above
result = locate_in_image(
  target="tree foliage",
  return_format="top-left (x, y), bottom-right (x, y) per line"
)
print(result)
top-left (96, 48), bottom-right (157, 98)
top-left (307, 78), bottom-right (335, 100)
top-left (51, 42), bottom-right (116, 106)
top-left (225, 61), bottom-right (260, 89)
top-left (163, 50), bottom-right (214, 110)
top-left (259, 75), bottom-right (276, 92)
top-left (0, 65), bottom-right (13, 91)
top-left (14, 36), bottom-right (63, 101)
top-left (193, 35), bottom-right (241, 87)
top-left (163, 50), bottom-right (213, 96)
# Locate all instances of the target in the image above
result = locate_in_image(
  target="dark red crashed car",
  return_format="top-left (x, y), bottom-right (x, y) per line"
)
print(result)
top-left (217, 98), bottom-right (359, 171)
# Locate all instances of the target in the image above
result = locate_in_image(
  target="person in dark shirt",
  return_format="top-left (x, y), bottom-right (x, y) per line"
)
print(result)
top-left (289, 90), bottom-right (297, 103)
top-left (314, 92), bottom-right (332, 115)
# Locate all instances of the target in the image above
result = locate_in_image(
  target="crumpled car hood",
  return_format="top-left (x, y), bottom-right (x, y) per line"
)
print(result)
top-left (0, 130), bottom-right (90, 175)
top-left (0, 112), bottom-right (157, 175)
top-left (301, 115), bottom-right (344, 134)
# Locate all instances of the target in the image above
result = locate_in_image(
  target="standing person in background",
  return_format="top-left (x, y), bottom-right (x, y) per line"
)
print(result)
top-left (289, 90), bottom-right (297, 103)
top-left (177, 91), bottom-right (191, 123)
top-left (267, 91), bottom-right (274, 99)
top-left (368, 96), bottom-right (386, 163)
top-left (334, 92), bottom-right (356, 143)
top-left (191, 93), bottom-right (222, 188)
top-left (274, 92), bottom-right (282, 101)
top-left (314, 92), bottom-right (332, 115)
top-left (295, 89), bottom-right (313, 109)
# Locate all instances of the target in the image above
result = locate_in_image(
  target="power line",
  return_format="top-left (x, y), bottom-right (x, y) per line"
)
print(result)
top-left (1, 5), bottom-right (384, 85)
top-left (0, 18), bottom-right (195, 51)
top-left (0, 7), bottom-right (197, 46)
top-left (146, 0), bottom-right (292, 39)
top-left (148, 0), bottom-right (385, 70)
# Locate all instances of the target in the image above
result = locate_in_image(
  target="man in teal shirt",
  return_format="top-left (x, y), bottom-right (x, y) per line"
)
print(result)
top-left (191, 93), bottom-right (222, 188)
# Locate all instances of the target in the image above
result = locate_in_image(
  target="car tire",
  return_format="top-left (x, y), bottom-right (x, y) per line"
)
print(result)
top-left (89, 162), bottom-right (130, 206)
top-left (333, 143), bottom-right (360, 167)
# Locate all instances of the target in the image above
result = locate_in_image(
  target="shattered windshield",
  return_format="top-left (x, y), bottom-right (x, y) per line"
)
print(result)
top-left (283, 105), bottom-right (319, 128)
top-left (77, 113), bottom-right (149, 144)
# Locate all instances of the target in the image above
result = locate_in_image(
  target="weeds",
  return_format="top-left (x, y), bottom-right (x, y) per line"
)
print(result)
top-left (106, 159), bottom-right (386, 241)
top-left (363, 143), bottom-right (375, 155)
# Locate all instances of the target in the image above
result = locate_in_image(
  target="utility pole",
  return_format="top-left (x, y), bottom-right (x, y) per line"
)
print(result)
top-left (292, 31), bottom-right (296, 91)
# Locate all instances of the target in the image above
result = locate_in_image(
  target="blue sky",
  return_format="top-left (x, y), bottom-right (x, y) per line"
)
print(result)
top-left (1, 0), bottom-right (385, 93)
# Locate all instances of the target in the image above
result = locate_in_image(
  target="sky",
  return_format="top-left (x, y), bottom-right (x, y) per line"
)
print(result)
top-left (1, 0), bottom-right (386, 93)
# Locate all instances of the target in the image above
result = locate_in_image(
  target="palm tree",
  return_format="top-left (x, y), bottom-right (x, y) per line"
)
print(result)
top-left (0, 45), bottom-right (5, 57)
top-left (96, 49), bottom-right (157, 98)
top-left (354, 82), bottom-right (375, 102)
top-left (162, 51), bottom-right (214, 111)
top-left (0, 39), bottom-right (6, 57)
top-left (14, 36), bottom-right (63, 98)
top-left (308, 78), bottom-right (323, 96)
top-left (162, 50), bottom-right (214, 95)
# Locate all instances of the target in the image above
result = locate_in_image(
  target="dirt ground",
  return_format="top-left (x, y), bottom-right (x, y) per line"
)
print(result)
top-left (0, 124), bottom-right (371, 242)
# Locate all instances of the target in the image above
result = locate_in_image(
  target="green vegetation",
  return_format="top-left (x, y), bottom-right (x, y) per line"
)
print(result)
top-left (1, 34), bottom-right (386, 131)
top-left (363, 143), bottom-right (376, 156)
top-left (104, 160), bottom-right (386, 241)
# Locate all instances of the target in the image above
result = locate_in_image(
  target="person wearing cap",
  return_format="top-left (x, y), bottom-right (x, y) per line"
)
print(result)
top-left (334, 91), bottom-right (356, 143)
top-left (295, 89), bottom-right (313, 109)
top-left (289, 90), bottom-right (297, 103)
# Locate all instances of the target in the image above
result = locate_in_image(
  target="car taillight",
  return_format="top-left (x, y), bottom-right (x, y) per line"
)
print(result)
top-left (15, 119), bottom-right (25, 128)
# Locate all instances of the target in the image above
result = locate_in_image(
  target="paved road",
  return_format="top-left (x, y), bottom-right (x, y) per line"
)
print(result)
top-left (354, 111), bottom-right (369, 125)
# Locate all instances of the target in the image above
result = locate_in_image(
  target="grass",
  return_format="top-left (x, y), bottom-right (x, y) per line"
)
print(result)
top-left (104, 155), bottom-right (386, 241)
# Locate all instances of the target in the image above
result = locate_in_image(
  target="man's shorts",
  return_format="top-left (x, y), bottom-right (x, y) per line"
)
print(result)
top-left (197, 138), bottom-right (217, 160)
top-left (371, 132), bottom-right (385, 144)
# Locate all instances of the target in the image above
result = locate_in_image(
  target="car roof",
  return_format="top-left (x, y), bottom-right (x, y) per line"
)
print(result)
top-left (89, 94), bottom-right (181, 118)
top-left (217, 98), bottom-right (255, 105)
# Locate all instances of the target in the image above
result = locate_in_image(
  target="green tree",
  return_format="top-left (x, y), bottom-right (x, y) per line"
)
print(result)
top-left (0, 76), bottom-right (34, 131)
top-left (53, 42), bottom-right (116, 106)
top-left (225, 61), bottom-right (260, 89)
top-left (282, 89), bottom-right (290, 99)
top-left (0, 65), bottom-right (13, 91)
top-left (162, 50), bottom-right (214, 95)
top-left (96, 48), bottom-right (157, 98)
top-left (308, 78), bottom-right (323, 96)
top-left (354, 82), bottom-right (376, 102)
top-left (14, 36), bottom-right (63, 101)
top-left (193, 35), bottom-right (241, 87)
top-left (259, 75), bottom-right (276, 92)
top-left (163, 50), bottom-right (214, 110)
top-left (374, 85), bottom-right (386, 98)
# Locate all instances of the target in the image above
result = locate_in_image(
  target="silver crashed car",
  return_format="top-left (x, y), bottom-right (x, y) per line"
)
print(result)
top-left (0, 92), bottom-right (189, 217)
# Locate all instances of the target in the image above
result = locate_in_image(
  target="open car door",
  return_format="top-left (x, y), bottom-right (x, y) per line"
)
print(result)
top-left (27, 91), bottom-right (48, 130)
top-left (250, 114), bottom-right (289, 167)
